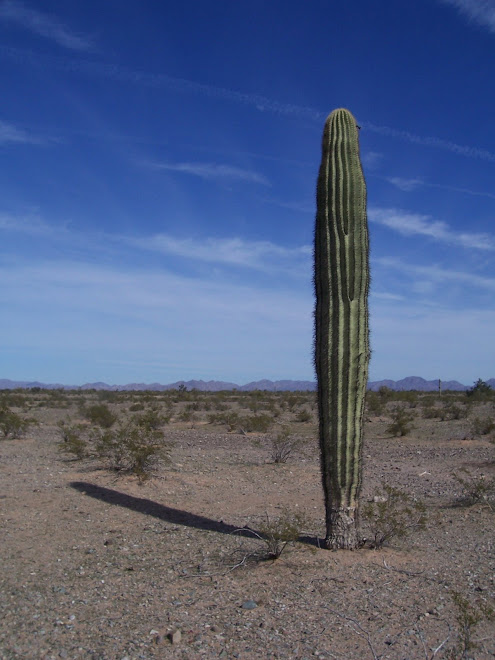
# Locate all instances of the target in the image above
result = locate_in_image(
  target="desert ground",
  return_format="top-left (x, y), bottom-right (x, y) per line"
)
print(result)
top-left (1, 387), bottom-right (494, 659)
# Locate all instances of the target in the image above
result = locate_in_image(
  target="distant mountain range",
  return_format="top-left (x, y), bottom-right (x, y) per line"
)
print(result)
top-left (1, 376), bottom-right (494, 392)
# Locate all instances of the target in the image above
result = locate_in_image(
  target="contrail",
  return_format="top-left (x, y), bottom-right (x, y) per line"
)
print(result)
top-left (2, 45), bottom-right (494, 162)
top-left (361, 121), bottom-right (495, 163)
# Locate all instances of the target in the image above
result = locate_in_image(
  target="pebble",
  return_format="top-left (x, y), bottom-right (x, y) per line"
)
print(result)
top-left (169, 629), bottom-right (182, 644)
top-left (241, 600), bottom-right (258, 610)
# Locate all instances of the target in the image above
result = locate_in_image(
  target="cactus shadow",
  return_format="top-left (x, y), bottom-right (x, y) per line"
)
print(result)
top-left (70, 481), bottom-right (323, 547)
top-left (70, 481), bottom-right (256, 537)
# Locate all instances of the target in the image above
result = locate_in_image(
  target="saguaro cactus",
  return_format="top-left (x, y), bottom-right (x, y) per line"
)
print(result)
top-left (314, 108), bottom-right (370, 550)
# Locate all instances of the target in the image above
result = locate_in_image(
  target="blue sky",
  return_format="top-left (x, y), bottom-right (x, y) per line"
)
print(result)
top-left (1, 0), bottom-right (494, 386)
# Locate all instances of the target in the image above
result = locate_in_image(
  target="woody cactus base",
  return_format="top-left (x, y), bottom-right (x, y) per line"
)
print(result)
top-left (314, 108), bottom-right (370, 549)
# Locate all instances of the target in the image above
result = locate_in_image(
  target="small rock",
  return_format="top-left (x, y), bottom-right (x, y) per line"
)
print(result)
top-left (169, 629), bottom-right (181, 644)
top-left (241, 600), bottom-right (258, 610)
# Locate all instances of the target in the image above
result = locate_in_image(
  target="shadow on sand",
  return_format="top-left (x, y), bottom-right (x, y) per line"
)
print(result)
top-left (70, 481), bottom-right (322, 548)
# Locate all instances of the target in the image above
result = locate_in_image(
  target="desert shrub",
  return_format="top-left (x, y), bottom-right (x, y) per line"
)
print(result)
top-left (394, 390), bottom-right (419, 407)
top-left (445, 402), bottom-right (469, 420)
top-left (256, 510), bottom-right (305, 558)
top-left (446, 591), bottom-right (494, 660)
top-left (284, 395), bottom-right (300, 411)
top-left (212, 401), bottom-right (229, 412)
top-left (270, 428), bottom-right (304, 463)
top-left (83, 403), bottom-right (117, 429)
top-left (0, 392), bottom-right (28, 409)
top-left (207, 411), bottom-right (240, 431)
top-left (386, 407), bottom-right (415, 437)
top-left (466, 378), bottom-right (493, 399)
top-left (365, 391), bottom-right (384, 416)
top-left (238, 414), bottom-right (272, 433)
top-left (471, 416), bottom-right (495, 436)
top-left (57, 420), bottom-right (87, 459)
top-left (129, 402), bottom-right (145, 412)
top-left (96, 390), bottom-right (120, 403)
top-left (0, 405), bottom-right (35, 438)
top-left (361, 485), bottom-right (427, 548)
top-left (177, 409), bottom-right (194, 423)
top-left (295, 409), bottom-right (312, 423)
top-left (133, 407), bottom-right (170, 429)
top-left (378, 385), bottom-right (393, 401)
top-left (234, 510), bottom-right (305, 561)
top-left (452, 468), bottom-right (495, 507)
top-left (421, 403), bottom-right (443, 419)
top-left (94, 418), bottom-right (171, 481)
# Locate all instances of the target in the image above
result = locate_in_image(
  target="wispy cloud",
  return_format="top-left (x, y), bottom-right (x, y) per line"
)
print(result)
top-left (384, 175), bottom-right (495, 199)
top-left (385, 177), bottom-right (424, 192)
top-left (145, 160), bottom-right (270, 186)
top-left (438, 0), bottom-right (495, 33)
top-left (362, 151), bottom-right (384, 170)
top-left (0, 257), bottom-right (312, 382)
top-left (126, 233), bottom-right (311, 271)
top-left (0, 119), bottom-right (48, 145)
top-left (376, 256), bottom-right (495, 292)
top-left (0, 212), bottom-right (62, 234)
top-left (369, 207), bottom-right (495, 250)
top-left (0, 1), bottom-right (93, 50)
top-left (0, 212), bottom-right (311, 274)
top-left (362, 120), bottom-right (495, 163)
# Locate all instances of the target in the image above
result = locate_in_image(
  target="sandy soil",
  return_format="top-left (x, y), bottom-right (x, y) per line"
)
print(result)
top-left (1, 392), bottom-right (494, 659)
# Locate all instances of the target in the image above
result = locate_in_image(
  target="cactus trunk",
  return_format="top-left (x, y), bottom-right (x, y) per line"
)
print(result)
top-left (314, 108), bottom-right (370, 550)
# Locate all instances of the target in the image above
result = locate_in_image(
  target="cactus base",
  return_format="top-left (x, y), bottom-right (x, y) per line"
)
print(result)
top-left (324, 507), bottom-right (359, 550)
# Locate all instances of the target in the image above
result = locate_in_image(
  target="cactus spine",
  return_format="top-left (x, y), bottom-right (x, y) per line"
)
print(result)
top-left (314, 108), bottom-right (370, 550)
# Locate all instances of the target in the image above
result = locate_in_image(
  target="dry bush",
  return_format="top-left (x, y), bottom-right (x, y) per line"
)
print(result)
top-left (237, 414), bottom-right (273, 433)
top-left (270, 427), bottom-right (305, 463)
top-left (57, 411), bottom-right (172, 481)
top-left (233, 510), bottom-right (305, 561)
top-left (386, 407), bottom-right (415, 437)
top-left (471, 416), bottom-right (495, 436)
top-left (446, 591), bottom-right (494, 659)
top-left (361, 484), bottom-right (427, 548)
top-left (82, 403), bottom-right (117, 429)
top-left (452, 468), bottom-right (495, 508)
top-left (57, 420), bottom-right (88, 459)
top-left (0, 405), bottom-right (36, 438)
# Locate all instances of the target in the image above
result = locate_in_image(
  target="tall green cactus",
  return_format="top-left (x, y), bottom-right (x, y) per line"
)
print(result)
top-left (314, 108), bottom-right (370, 550)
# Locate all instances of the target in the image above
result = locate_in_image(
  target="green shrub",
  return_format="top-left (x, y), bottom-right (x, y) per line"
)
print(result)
top-left (361, 485), bottom-right (427, 548)
top-left (207, 411), bottom-right (240, 431)
top-left (57, 420), bottom-right (87, 459)
top-left (471, 416), bottom-right (495, 436)
top-left (446, 591), bottom-right (494, 659)
top-left (238, 414), bottom-right (272, 433)
top-left (133, 407), bottom-right (170, 429)
top-left (386, 407), bottom-right (415, 437)
top-left (0, 392), bottom-right (28, 409)
top-left (94, 418), bottom-right (172, 481)
top-left (452, 468), bottom-right (495, 507)
top-left (0, 405), bottom-right (35, 438)
top-left (235, 510), bottom-right (305, 561)
top-left (421, 403), bottom-right (442, 419)
top-left (444, 402), bottom-right (469, 420)
top-left (365, 391), bottom-right (384, 416)
top-left (83, 403), bottom-right (117, 429)
top-left (295, 409), bottom-right (312, 423)
top-left (466, 378), bottom-right (493, 400)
